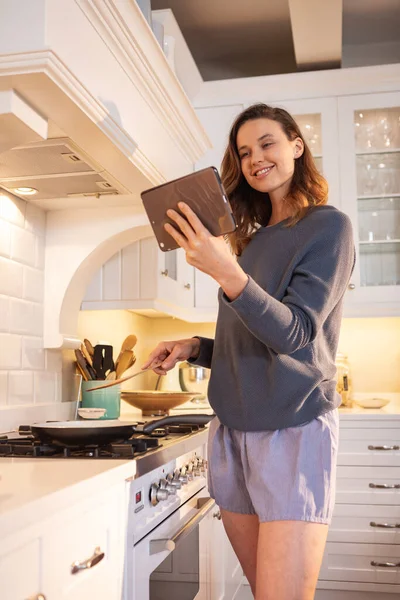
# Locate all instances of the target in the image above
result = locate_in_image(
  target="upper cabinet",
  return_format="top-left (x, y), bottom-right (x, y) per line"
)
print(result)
top-left (81, 237), bottom-right (219, 323)
top-left (338, 92), bottom-right (400, 316)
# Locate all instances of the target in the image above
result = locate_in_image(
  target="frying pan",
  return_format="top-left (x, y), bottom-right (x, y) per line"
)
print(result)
top-left (29, 414), bottom-right (215, 446)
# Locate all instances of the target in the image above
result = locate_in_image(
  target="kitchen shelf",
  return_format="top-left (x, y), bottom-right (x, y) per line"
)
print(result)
top-left (357, 193), bottom-right (400, 200)
top-left (359, 239), bottom-right (400, 245)
top-left (356, 148), bottom-right (400, 156)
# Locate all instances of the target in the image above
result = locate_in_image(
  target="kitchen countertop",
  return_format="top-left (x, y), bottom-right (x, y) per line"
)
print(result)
top-left (0, 425), bottom-right (208, 539)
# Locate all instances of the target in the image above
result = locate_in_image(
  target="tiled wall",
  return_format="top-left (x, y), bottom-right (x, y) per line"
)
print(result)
top-left (0, 192), bottom-right (62, 416)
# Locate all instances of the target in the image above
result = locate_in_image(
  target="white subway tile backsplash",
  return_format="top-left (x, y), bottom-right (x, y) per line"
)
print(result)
top-left (23, 267), bottom-right (44, 302)
top-left (0, 257), bottom-right (23, 297)
top-left (0, 219), bottom-right (11, 257)
top-left (22, 337), bottom-right (45, 370)
top-left (8, 371), bottom-right (34, 405)
top-left (0, 296), bottom-right (9, 332)
top-left (25, 204), bottom-right (46, 237)
top-left (0, 372), bottom-right (8, 405)
top-left (0, 334), bottom-right (21, 369)
top-left (9, 299), bottom-right (43, 336)
top-left (11, 226), bottom-right (36, 266)
top-left (45, 349), bottom-right (63, 373)
top-left (34, 371), bottom-right (57, 404)
top-left (0, 194), bottom-right (26, 227)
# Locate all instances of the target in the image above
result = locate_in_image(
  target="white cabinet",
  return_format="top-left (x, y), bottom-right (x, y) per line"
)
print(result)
top-left (338, 92), bottom-right (400, 317)
top-left (82, 236), bottom-right (219, 322)
top-left (0, 533), bottom-right (43, 600)
top-left (318, 416), bottom-right (400, 597)
top-left (209, 509), bottom-right (242, 600)
top-left (1, 483), bottom-right (125, 600)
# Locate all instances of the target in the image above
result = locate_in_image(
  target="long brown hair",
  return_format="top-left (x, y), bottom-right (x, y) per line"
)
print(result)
top-left (221, 103), bottom-right (328, 256)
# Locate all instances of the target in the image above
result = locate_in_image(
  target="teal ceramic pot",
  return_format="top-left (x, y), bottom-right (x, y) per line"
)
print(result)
top-left (81, 382), bottom-right (121, 420)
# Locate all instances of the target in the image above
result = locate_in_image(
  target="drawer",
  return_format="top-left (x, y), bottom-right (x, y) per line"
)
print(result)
top-left (42, 486), bottom-right (124, 600)
top-left (329, 504), bottom-right (400, 544)
top-left (338, 429), bottom-right (400, 467)
top-left (336, 466), bottom-right (400, 505)
top-left (320, 542), bottom-right (400, 585)
top-left (0, 536), bottom-right (42, 600)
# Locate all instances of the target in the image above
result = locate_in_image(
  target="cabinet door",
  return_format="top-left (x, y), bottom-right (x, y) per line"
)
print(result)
top-left (253, 97), bottom-right (340, 210)
top-left (0, 535), bottom-right (42, 600)
top-left (209, 509), bottom-right (242, 600)
top-left (338, 92), bottom-right (400, 316)
top-left (194, 269), bottom-right (219, 316)
top-left (195, 105), bottom-right (244, 172)
top-left (42, 485), bottom-right (124, 600)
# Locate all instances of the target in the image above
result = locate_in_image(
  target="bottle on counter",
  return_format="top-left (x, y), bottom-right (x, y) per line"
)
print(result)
top-left (335, 352), bottom-right (352, 407)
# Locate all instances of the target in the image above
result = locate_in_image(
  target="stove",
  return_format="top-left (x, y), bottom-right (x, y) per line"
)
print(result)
top-left (0, 423), bottom-right (206, 460)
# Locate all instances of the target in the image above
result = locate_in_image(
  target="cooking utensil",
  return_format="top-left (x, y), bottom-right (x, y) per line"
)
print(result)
top-left (76, 362), bottom-right (89, 382)
top-left (93, 344), bottom-right (115, 380)
top-left (75, 349), bottom-right (96, 380)
top-left (29, 413), bottom-right (214, 445)
top-left (106, 371), bottom-right (117, 380)
top-left (121, 390), bottom-right (202, 416)
top-left (74, 350), bottom-right (92, 381)
top-left (116, 350), bottom-right (134, 379)
top-left (80, 343), bottom-right (93, 368)
top-left (115, 334), bottom-right (137, 370)
top-left (84, 338), bottom-right (95, 357)
top-left (86, 365), bottom-right (160, 392)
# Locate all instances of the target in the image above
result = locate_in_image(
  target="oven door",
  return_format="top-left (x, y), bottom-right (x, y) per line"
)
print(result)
top-left (133, 487), bottom-right (215, 600)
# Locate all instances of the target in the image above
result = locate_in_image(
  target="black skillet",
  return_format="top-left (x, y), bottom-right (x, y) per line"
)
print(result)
top-left (29, 414), bottom-right (215, 446)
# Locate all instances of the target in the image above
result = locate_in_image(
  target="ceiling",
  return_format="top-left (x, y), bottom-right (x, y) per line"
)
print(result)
top-left (151, 0), bottom-right (400, 80)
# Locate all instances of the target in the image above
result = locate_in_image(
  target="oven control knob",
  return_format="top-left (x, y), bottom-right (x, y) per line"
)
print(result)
top-left (150, 483), bottom-right (169, 506)
top-left (178, 468), bottom-right (188, 484)
top-left (167, 473), bottom-right (182, 489)
top-left (159, 478), bottom-right (177, 495)
top-left (186, 464), bottom-right (194, 480)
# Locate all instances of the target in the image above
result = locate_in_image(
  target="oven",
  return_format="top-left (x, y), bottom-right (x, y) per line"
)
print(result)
top-left (128, 440), bottom-right (215, 600)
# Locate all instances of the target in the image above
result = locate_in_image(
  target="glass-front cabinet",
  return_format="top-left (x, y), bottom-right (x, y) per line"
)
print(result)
top-left (338, 92), bottom-right (400, 315)
top-left (273, 98), bottom-right (340, 209)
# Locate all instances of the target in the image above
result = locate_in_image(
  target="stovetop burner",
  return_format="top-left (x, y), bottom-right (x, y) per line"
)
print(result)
top-left (0, 422), bottom-right (206, 460)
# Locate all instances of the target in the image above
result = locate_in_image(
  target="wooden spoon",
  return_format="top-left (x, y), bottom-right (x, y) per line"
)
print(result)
top-left (116, 350), bottom-right (134, 379)
top-left (86, 365), bottom-right (161, 392)
top-left (84, 338), bottom-right (95, 357)
top-left (115, 335), bottom-right (137, 370)
top-left (80, 343), bottom-right (93, 367)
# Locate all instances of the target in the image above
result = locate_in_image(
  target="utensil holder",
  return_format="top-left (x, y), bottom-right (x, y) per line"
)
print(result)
top-left (81, 382), bottom-right (121, 420)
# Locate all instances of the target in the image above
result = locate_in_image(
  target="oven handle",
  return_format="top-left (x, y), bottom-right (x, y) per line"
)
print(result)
top-left (150, 497), bottom-right (216, 556)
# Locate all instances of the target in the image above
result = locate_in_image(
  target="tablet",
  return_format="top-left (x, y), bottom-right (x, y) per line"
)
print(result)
top-left (141, 166), bottom-right (237, 251)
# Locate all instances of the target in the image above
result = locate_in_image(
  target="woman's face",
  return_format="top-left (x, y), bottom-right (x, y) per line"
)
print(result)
top-left (236, 118), bottom-right (303, 196)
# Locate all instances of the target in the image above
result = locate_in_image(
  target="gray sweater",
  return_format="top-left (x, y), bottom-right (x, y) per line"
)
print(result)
top-left (190, 205), bottom-right (355, 431)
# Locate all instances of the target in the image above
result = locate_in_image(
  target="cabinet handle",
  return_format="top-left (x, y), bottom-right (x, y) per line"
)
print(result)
top-left (368, 445), bottom-right (399, 451)
top-left (161, 269), bottom-right (169, 277)
top-left (371, 560), bottom-right (400, 568)
top-left (184, 283), bottom-right (191, 290)
top-left (213, 511), bottom-right (222, 520)
top-left (369, 483), bottom-right (400, 489)
top-left (26, 595), bottom-right (46, 600)
top-left (71, 546), bottom-right (105, 574)
top-left (348, 283), bottom-right (355, 290)
top-left (370, 521), bottom-right (400, 528)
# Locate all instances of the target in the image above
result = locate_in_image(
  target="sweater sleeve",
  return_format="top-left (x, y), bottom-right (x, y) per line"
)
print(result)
top-left (187, 337), bottom-right (214, 369)
top-left (220, 211), bottom-right (355, 355)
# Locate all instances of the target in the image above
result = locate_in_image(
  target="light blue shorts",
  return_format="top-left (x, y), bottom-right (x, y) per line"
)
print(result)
top-left (207, 409), bottom-right (339, 524)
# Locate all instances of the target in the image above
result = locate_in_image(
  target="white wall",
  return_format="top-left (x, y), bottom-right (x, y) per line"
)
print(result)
top-left (0, 193), bottom-right (62, 421)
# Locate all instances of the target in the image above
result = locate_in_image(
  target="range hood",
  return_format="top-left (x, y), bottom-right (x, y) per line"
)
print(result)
top-left (0, 137), bottom-right (128, 204)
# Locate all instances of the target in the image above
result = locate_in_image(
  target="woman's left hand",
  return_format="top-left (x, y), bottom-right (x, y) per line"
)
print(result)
top-left (165, 202), bottom-right (248, 299)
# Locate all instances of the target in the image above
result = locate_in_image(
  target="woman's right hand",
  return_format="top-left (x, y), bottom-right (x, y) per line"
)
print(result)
top-left (141, 337), bottom-right (201, 375)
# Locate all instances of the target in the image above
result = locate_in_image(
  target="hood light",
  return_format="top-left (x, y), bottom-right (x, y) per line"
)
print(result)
top-left (13, 187), bottom-right (38, 195)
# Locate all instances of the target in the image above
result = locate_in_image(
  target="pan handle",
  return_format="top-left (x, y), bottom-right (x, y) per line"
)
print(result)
top-left (142, 413), bottom-right (215, 435)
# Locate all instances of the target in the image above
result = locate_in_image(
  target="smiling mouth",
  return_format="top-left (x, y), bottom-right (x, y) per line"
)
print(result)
top-left (253, 166), bottom-right (274, 178)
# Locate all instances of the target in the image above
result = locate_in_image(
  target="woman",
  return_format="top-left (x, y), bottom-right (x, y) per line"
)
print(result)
top-left (142, 104), bottom-right (355, 600)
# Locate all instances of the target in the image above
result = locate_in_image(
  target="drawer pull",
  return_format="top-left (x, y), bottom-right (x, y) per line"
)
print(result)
top-left (26, 595), bottom-right (46, 600)
top-left (370, 521), bottom-right (400, 529)
top-left (369, 483), bottom-right (400, 489)
top-left (368, 445), bottom-right (399, 451)
top-left (371, 560), bottom-right (400, 568)
top-left (71, 546), bottom-right (104, 575)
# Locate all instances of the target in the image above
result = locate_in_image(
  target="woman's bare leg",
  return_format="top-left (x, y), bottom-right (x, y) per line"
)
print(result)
top-left (255, 521), bottom-right (329, 600)
top-left (220, 509), bottom-right (260, 595)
